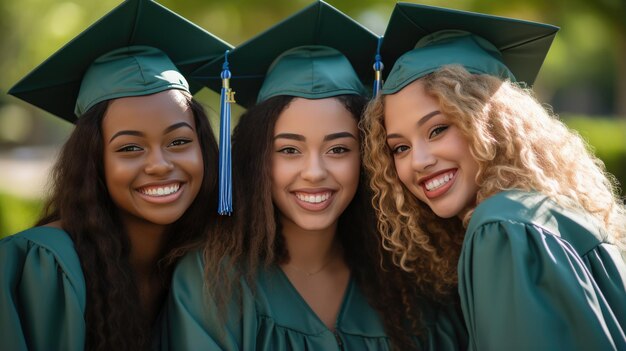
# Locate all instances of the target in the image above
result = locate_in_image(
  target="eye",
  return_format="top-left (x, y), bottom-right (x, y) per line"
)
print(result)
top-left (391, 144), bottom-right (410, 155)
top-left (277, 147), bottom-right (300, 154)
top-left (328, 146), bottom-right (350, 154)
top-left (429, 125), bottom-right (448, 139)
top-left (169, 138), bottom-right (192, 147)
top-left (116, 144), bottom-right (142, 152)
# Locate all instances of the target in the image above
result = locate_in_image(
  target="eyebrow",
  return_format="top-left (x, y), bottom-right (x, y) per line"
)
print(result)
top-left (274, 131), bottom-right (357, 142)
top-left (323, 132), bottom-right (357, 142)
top-left (164, 122), bottom-right (194, 135)
top-left (109, 122), bottom-right (194, 143)
top-left (274, 133), bottom-right (305, 141)
top-left (386, 110), bottom-right (441, 140)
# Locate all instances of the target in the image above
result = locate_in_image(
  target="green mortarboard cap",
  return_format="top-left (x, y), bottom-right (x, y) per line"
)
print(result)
top-left (8, 0), bottom-right (232, 123)
top-left (381, 3), bottom-right (559, 95)
top-left (192, 0), bottom-right (379, 108)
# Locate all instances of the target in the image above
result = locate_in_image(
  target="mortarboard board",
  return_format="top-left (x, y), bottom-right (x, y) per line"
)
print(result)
top-left (192, 0), bottom-right (379, 108)
top-left (8, 0), bottom-right (232, 123)
top-left (381, 3), bottom-right (559, 95)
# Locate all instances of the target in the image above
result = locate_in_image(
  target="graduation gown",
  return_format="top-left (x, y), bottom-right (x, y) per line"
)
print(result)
top-left (0, 227), bottom-right (86, 351)
top-left (161, 250), bottom-right (467, 350)
top-left (459, 190), bottom-right (626, 351)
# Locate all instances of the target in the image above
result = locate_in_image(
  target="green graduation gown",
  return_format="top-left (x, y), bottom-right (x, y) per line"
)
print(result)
top-left (459, 190), bottom-right (626, 351)
top-left (161, 251), bottom-right (467, 350)
top-left (0, 227), bottom-right (86, 351)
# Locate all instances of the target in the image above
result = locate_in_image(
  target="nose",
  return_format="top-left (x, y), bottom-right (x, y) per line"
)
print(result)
top-left (301, 153), bottom-right (328, 182)
top-left (410, 144), bottom-right (436, 172)
top-left (144, 148), bottom-right (174, 175)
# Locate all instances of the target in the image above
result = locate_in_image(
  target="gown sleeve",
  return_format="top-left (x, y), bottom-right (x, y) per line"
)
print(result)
top-left (161, 251), bottom-right (257, 351)
top-left (458, 220), bottom-right (626, 351)
top-left (0, 228), bottom-right (86, 351)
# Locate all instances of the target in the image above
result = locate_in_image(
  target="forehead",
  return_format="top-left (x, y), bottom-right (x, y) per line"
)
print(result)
top-left (102, 89), bottom-right (194, 135)
top-left (274, 97), bottom-right (357, 135)
top-left (383, 80), bottom-right (440, 129)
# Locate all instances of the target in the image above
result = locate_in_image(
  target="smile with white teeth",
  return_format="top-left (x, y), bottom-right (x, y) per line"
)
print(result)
top-left (295, 192), bottom-right (331, 204)
top-left (139, 183), bottom-right (181, 197)
top-left (424, 172), bottom-right (455, 191)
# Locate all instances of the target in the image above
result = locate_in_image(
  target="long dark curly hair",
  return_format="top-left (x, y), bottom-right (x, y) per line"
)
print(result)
top-left (202, 95), bottom-right (424, 350)
top-left (37, 93), bottom-right (219, 351)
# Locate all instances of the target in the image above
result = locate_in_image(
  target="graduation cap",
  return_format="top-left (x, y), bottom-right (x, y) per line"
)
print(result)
top-left (193, 0), bottom-right (379, 215)
top-left (8, 0), bottom-right (232, 123)
top-left (380, 3), bottom-right (559, 95)
top-left (192, 0), bottom-right (379, 108)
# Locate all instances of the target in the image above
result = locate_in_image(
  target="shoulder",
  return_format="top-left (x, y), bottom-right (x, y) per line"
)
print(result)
top-left (1, 226), bottom-right (85, 290)
top-left (466, 190), bottom-right (606, 256)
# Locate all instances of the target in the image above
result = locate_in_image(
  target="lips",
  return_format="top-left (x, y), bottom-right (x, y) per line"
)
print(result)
top-left (295, 192), bottom-right (331, 204)
top-left (293, 190), bottom-right (334, 211)
top-left (419, 169), bottom-right (457, 199)
top-left (136, 182), bottom-right (184, 204)
top-left (138, 182), bottom-right (181, 197)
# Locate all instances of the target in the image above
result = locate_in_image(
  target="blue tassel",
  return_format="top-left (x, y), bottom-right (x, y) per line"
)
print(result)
top-left (373, 36), bottom-right (384, 97)
top-left (218, 50), bottom-right (234, 215)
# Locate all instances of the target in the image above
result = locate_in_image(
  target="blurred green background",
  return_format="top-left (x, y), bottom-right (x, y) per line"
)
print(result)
top-left (1, 0), bottom-right (625, 238)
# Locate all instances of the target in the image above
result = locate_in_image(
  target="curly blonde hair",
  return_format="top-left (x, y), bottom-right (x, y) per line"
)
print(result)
top-left (361, 65), bottom-right (626, 300)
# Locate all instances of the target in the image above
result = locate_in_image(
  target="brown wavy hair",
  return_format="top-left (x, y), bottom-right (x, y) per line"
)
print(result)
top-left (37, 93), bottom-right (219, 351)
top-left (361, 65), bottom-right (626, 301)
top-left (202, 95), bottom-right (425, 350)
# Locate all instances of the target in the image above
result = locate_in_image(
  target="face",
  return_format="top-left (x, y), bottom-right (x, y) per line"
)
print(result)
top-left (384, 79), bottom-right (479, 219)
top-left (102, 89), bottom-right (204, 229)
top-left (271, 97), bottom-right (360, 232)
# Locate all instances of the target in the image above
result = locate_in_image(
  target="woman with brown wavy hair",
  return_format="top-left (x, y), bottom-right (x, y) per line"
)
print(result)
top-left (162, 2), bottom-right (467, 351)
top-left (361, 3), bottom-right (626, 351)
top-left (0, 1), bottom-right (230, 350)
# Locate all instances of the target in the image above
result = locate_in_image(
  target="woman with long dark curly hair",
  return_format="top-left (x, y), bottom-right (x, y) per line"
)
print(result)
top-left (0, 1), bottom-right (230, 350)
top-left (361, 3), bottom-right (626, 351)
top-left (162, 2), bottom-right (467, 351)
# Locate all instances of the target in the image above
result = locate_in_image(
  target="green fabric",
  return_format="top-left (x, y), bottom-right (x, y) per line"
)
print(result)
top-left (380, 2), bottom-right (558, 93)
top-left (191, 0), bottom-right (377, 108)
top-left (75, 46), bottom-right (189, 116)
top-left (160, 251), bottom-right (468, 350)
top-left (459, 190), bottom-right (626, 351)
top-left (0, 227), bottom-right (86, 351)
top-left (382, 31), bottom-right (515, 95)
top-left (257, 45), bottom-right (366, 102)
top-left (8, 0), bottom-right (232, 123)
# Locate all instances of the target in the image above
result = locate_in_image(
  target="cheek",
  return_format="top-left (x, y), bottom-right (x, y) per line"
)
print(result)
top-left (186, 147), bottom-right (205, 178)
top-left (336, 154), bottom-right (361, 192)
top-left (393, 157), bottom-right (413, 187)
top-left (103, 155), bottom-right (134, 188)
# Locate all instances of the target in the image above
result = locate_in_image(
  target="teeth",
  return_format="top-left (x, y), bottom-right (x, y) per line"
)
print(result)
top-left (296, 192), bottom-right (331, 204)
top-left (140, 183), bottom-right (180, 197)
top-left (425, 172), bottom-right (455, 191)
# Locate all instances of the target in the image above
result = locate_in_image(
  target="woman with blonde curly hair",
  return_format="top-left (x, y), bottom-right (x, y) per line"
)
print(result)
top-left (361, 3), bottom-right (626, 351)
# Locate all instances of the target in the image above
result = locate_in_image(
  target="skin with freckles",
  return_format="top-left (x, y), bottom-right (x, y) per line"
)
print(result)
top-left (102, 89), bottom-right (204, 230)
top-left (384, 79), bottom-right (479, 219)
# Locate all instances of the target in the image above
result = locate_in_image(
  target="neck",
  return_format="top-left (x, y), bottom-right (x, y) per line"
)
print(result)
top-left (123, 217), bottom-right (168, 278)
top-left (280, 219), bottom-right (341, 270)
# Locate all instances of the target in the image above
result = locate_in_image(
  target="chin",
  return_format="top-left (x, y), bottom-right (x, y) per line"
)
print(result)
top-left (140, 211), bottom-right (187, 226)
top-left (428, 202), bottom-right (463, 219)
top-left (291, 216), bottom-right (337, 232)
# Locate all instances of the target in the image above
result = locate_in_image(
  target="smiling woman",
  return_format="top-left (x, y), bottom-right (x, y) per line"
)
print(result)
top-left (0, 0), bottom-right (231, 350)
top-left (161, 2), bottom-right (468, 351)
top-left (271, 97), bottom-right (360, 234)
top-left (384, 80), bottom-right (480, 220)
top-left (102, 90), bottom-right (204, 228)
top-left (361, 3), bottom-right (626, 351)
